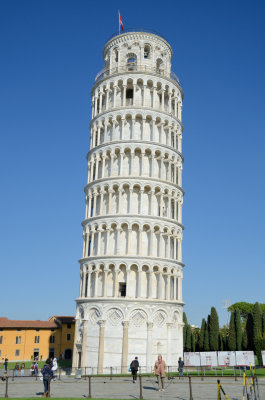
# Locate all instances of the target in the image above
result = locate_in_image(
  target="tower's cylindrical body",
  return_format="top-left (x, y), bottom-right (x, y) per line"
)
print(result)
top-left (73, 30), bottom-right (184, 373)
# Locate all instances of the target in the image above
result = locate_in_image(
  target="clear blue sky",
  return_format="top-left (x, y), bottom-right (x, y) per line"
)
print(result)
top-left (0, 0), bottom-right (264, 327)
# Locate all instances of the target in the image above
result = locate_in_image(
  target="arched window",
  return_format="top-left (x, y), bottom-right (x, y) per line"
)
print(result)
top-left (144, 44), bottom-right (151, 59)
top-left (127, 53), bottom-right (137, 71)
top-left (156, 58), bottom-right (164, 72)
top-left (114, 48), bottom-right (119, 63)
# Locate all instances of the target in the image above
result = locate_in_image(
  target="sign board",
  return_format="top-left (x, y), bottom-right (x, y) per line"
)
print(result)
top-left (235, 351), bottom-right (255, 366)
top-left (217, 351), bottom-right (236, 367)
top-left (262, 351), bottom-right (265, 367)
top-left (184, 352), bottom-right (201, 367)
top-left (200, 352), bottom-right (218, 367)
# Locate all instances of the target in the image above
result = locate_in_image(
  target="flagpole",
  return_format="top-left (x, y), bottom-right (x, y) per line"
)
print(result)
top-left (118, 10), bottom-right (120, 35)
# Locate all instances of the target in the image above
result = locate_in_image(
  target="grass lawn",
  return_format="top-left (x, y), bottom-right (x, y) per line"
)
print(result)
top-left (0, 398), bottom-right (132, 400)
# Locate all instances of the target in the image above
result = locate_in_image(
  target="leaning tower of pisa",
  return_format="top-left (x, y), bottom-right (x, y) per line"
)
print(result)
top-left (72, 29), bottom-right (184, 373)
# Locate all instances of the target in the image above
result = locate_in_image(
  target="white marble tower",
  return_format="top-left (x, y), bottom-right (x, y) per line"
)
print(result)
top-left (73, 29), bottom-right (184, 373)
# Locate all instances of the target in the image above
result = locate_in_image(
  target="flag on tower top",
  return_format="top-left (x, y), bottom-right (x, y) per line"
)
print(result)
top-left (118, 11), bottom-right (124, 33)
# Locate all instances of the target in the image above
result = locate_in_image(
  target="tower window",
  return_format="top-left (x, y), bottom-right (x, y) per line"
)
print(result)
top-left (144, 44), bottom-right (151, 59)
top-left (126, 89), bottom-right (133, 99)
top-left (119, 283), bottom-right (126, 297)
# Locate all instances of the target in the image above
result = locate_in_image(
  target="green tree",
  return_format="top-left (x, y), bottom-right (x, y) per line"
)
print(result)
top-left (186, 324), bottom-right (192, 352)
top-left (183, 312), bottom-right (188, 351)
top-left (234, 308), bottom-right (242, 350)
top-left (218, 332), bottom-right (223, 351)
top-left (228, 312), bottom-right (236, 351)
top-left (199, 319), bottom-right (206, 351)
top-left (253, 302), bottom-right (263, 361)
top-left (203, 321), bottom-right (210, 351)
top-left (228, 302), bottom-right (265, 324)
top-left (242, 329), bottom-right (248, 350)
top-left (209, 307), bottom-right (219, 351)
top-left (191, 330), bottom-right (196, 352)
top-left (253, 302), bottom-right (262, 342)
top-left (246, 313), bottom-right (254, 350)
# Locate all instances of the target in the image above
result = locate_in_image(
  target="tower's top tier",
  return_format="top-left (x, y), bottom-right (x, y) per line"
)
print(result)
top-left (95, 30), bottom-right (179, 84)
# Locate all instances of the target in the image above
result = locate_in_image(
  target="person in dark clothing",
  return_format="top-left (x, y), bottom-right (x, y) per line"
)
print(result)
top-left (178, 357), bottom-right (184, 379)
top-left (4, 359), bottom-right (8, 372)
top-left (41, 359), bottom-right (52, 397)
top-left (130, 357), bottom-right (139, 383)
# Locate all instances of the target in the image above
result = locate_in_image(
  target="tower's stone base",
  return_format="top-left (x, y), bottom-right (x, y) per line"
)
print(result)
top-left (72, 299), bottom-right (184, 373)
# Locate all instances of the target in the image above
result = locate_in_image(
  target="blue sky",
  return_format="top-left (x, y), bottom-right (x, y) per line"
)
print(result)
top-left (0, 0), bottom-right (264, 326)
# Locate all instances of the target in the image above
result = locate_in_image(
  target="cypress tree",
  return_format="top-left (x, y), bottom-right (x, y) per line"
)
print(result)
top-left (219, 332), bottom-right (223, 351)
top-left (234, 308), bottom-right (242, 350)
top-left (253, 302), bottom-right (262, 360)
top-left (246, 313), bottom-right (254, 350)
top-left (209, 307), bottom-right (219, 351)
top-left (186, 324), bottom-right (192, 352)
top-left (242, 329), bottom-right (248, 350)
top-left (203, 321), bottom-right (210, 351)
top-left (199, 319), bottom-right (206, 351)
top-left (191, 330), bottom-right (195, 352)
top-left (183, 312), bottom-right (188, 351)
top-left (253, 302), bottom-right (262, 343)
top-left (228, 312), bottom-right (236, 351)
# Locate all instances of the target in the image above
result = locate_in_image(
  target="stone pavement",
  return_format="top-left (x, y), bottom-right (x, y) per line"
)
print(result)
top-left (0, 376), bottom-right (264, 399)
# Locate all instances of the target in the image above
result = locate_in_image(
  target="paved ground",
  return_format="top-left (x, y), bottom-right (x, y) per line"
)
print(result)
top-left (0, 375), bottom-right (264, 399)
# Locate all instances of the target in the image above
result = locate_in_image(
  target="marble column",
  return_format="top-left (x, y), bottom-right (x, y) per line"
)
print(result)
top-left (146, 322), bottom-right (153, 372)
top-left (121, 321), bottom-right (129, 373)
top-left (97, 320), bottom-right (106, 373)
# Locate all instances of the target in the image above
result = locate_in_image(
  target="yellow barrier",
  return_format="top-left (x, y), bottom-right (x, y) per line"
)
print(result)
top-left (217, 379), bottom-right (230, 400)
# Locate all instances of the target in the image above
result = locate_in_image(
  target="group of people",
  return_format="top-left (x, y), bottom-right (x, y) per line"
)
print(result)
top-left (130, 355), bottom-right (185, 392)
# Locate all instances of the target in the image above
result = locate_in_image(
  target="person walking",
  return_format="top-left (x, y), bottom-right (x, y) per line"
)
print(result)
top-left (41, 359), bottom-right (52, 398)
top-left (130, 357), bottom-right (139, 383)
top-left (178, 357), bottom-right (184, 379)
top-left (154, 354), bottom-right (166, 392)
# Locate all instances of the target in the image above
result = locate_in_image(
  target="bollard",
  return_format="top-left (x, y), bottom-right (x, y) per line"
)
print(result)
top-left (12, 370), bottom-right (14, 382)
top-left (88, 376), bottom-right (92, 399)
top-left (217, 380), bottom-right (221, 400)
top-left (58, 368), bottom-right (61, 381)
top-left (139, 374), bottom-right (143, 400)
top-left (110, 366), bottom-right (112, 380)
top-left (188, 376), bottom-right (193, 400)
top-left (200, 366), bottom-right (204, 381)
top-left (168, 365), bottom-right (170, 380)
top-left (5, 376), bottom-right (8, 398)
top-left (243, 372), bottom-right (246, 400)
top-left (36, 372), bottom-right (38, 381)
top-left (234, 367), bottom-right (238, 381)
top-left (84, 367), bottom-right (86, 380)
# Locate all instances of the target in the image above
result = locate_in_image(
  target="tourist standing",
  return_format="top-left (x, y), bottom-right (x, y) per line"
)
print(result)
top-left (4, 359), bottom-right (8, 373)
top-left (154, 354), bottom-right (166, 392)
top-left (51, 357), bottom-right (58, 381)
top-left (14, 363), bottom-right (19, 377)
top-left (34, 361), bottom-right (39, 375)
top-left (41, 359), bottom-right (52, 397)
top-left (30, 362), bottom-right (35, 376)
top-left (21, 363), bottom-right (25, 376)
top-left (178, 357), bottom-right (184, 379)
top-left (130, 357), bottom-right (139, 383)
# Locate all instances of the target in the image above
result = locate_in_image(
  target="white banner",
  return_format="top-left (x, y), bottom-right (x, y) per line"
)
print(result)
top-left (200, 352), bottom-right (218, 367)
top-left (235, 351), bottom-right (255, 366)
top-left (217, 351), bottom-right (236, 367)
top-left (262, 351), bottom-right (265, 367)
top-left (184, 352), bottom-right (201, 367)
